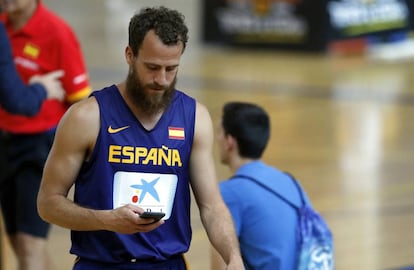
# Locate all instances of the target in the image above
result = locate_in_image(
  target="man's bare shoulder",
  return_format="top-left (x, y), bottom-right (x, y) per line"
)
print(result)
top-left (65, 96), bottom-right (98, 121)
top-left (194, 101), bottom-right (210, 118)
top-left (57, 96), bottom-right (100, 137)
top-left (193, 101), bottom-right (214, 143)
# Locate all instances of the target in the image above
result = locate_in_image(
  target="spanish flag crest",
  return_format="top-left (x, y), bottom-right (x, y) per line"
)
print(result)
top-left (168, 127), bottom-right (185, 140)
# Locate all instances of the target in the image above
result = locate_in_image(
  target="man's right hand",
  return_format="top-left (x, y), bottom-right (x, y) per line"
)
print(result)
top-left (108, 204), bottom-right (165, 234)
top-left (29, 70), bottom-right (65, 101)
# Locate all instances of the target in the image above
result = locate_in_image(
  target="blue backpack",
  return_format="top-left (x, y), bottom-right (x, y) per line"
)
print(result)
top-left (234, 173), bottom-right (335, 270)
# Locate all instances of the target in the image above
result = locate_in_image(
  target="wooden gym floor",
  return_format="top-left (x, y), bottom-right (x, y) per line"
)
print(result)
top-left (2, 1), bottom-right (414, 269)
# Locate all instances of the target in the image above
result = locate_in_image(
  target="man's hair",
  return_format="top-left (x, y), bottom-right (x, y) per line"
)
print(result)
top-left (128, 6), bottom-right (189, 56)
top-left (222, 102), bottom-right (270, 159)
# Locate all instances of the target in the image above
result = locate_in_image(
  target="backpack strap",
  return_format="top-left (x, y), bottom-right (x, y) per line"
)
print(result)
top-left (232, 174), bottom-right (300, 211)
top-left (283, 172), bottom-right (306, 207)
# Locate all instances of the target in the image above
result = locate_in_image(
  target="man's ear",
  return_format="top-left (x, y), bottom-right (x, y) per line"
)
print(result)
top-left (226, 134), bottom-right (237, 151)
top-left (125, 46), bottom-right (134, 65)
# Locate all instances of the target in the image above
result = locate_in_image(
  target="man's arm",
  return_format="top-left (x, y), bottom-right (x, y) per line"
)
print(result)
top-left (37, 97), bottom-right (163, 233)
top-left (190, 102), bottom-right (244, 270)
top-left (0, 22), bottom-right (64, 115)
top-left (211, 247), bottom-right (227, 270)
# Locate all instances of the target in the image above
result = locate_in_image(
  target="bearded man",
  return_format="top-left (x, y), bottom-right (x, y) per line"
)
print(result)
top-left (36, 6), bottom-right (244, 270)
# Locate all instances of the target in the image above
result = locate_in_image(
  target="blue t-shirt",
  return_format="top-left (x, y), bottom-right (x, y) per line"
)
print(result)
top-left (71, 85), bottom-right (196, 266)
top-left (220, 161), bottom-right (311, 270)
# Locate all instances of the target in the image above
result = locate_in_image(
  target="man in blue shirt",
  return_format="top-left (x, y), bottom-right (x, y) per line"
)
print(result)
top-left (211, 102), bottom-right (312, 270)
top-left (0, 22), bottom-right (64, 116)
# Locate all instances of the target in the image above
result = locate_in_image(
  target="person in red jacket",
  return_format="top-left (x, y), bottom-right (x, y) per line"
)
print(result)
top-left (0, 1), bottom-right (91, 269)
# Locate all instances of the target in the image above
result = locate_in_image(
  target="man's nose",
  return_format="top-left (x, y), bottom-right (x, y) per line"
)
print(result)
top-left (154, 69), bottom-right (168, 86)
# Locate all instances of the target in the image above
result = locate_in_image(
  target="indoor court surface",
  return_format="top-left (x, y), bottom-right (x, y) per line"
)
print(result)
top-left (1, 1), bottom-right (414, 269)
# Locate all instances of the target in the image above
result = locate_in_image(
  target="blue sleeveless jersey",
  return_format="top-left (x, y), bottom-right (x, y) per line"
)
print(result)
top-left (70, 85), bottom-right (196, 264)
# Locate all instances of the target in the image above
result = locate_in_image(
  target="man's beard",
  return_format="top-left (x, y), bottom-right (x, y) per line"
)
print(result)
top-left (125, 65), bottom-right (176, 115)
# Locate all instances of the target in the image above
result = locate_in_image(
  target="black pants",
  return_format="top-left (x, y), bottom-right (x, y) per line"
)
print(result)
top-left (0, 129), bottom-right (55, 237)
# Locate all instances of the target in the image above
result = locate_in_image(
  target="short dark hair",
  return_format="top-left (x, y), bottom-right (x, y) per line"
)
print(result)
top-left (128, 6), bottom-right (189, 56)
top-left (222, 102), bottom-right (270, 159)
